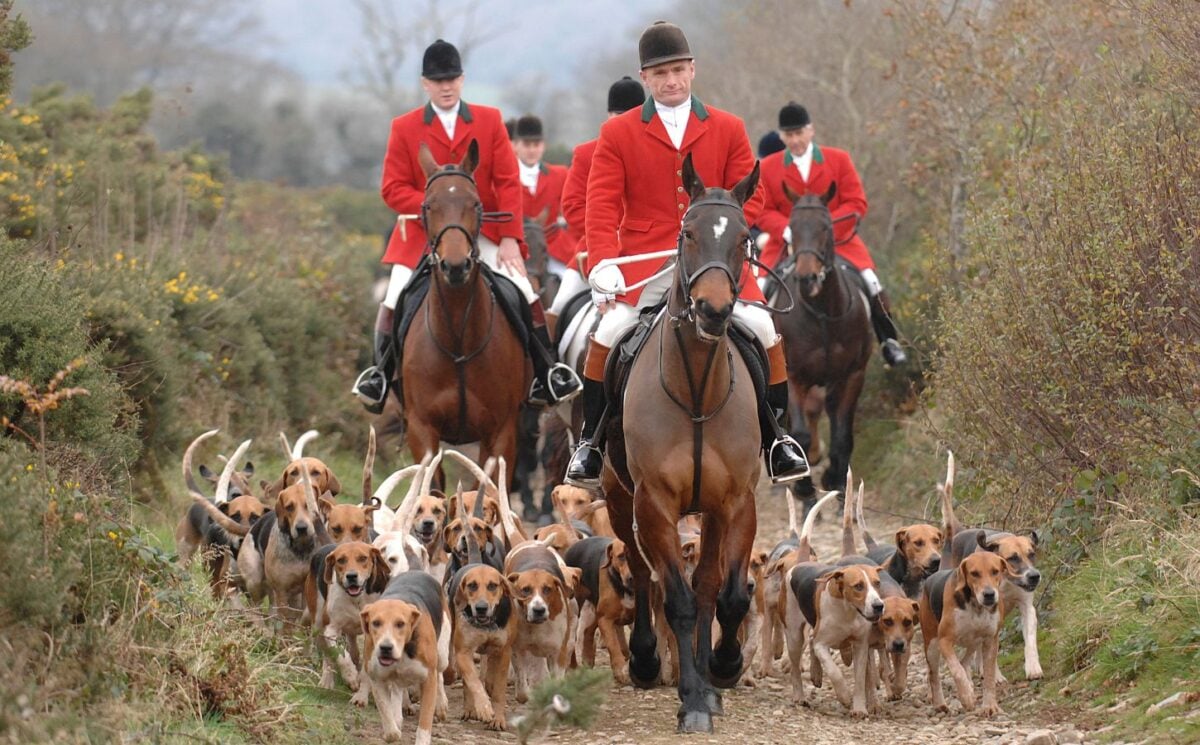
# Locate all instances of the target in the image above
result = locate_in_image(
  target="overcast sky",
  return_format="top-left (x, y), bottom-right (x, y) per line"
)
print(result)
top-left (254, 0), bottom-right (675, 90)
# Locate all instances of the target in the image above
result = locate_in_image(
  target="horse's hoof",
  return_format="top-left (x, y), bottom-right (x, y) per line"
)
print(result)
top-left (704, 688), bottom-right (724, 717)
top-left (709, 653), bottom-right (744, 689)
top-left (629, 654), bottom-right (661, 689)
top-left (677, 710), bottom-right (714, 734)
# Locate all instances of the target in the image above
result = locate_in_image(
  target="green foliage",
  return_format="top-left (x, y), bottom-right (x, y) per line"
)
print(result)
top-left (515, 667), bottom-right (610, 743)
top-left (0, 0), bottom-right (30, 99)
top-left (0, 238), bottom-right (139, 471)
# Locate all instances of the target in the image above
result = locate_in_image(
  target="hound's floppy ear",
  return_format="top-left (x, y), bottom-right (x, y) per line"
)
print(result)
top-left (1027, 529), bottom-right (1041, 547)
top-left (821, 181), bottom-right (837, 205)
top-left (217, 502), bottom-right (232, 515)
top-left (405, 605), bottom-right (422, 635)
top-left (682, 152), bottom-right (706, 202)
top-left (978, 532), bottom-right (998, 553)
top-left (318, 496), bottom-right (335, 519)
top-left (563, 566), bottom-right (583, 598)
top-left (368, 547), bottom-right (390, 592)
top-left (731, 160), bottom-right (760, 207)
top-left (199, 464), bottom-right (217, 481)
top-left (894, 528), bottom-right (909, 552)
top-left (782, 181), bottom-right (802, 205)
top-left (323, 550), bottom-right (338, 586)
top-left (324, 467), bottom-right (342, 496)
top-left (461, 138), bottom-right (480, 175)
top-left (756, 549), bottom-right (769, 566)
top-left (441, 523), bottom-right (457, 554)
top-left (506, 572), bottom-right (522, 588)
top-left (826, 569), bottom-right (846, 598)
top-left (363, 497), bottom-right (381, 516)
top-left (361, 608), bottom-right (373, 636)
top-left (241, 461), bottom-right (255, 477)
top-left (602, 541), bottom-right (616, 569)
top-left (681, 540), bottom-right (699, 561)
top-left (418, 142), bottom-right (440, 179)
top-left (910, 600), bottom-right (920, 615)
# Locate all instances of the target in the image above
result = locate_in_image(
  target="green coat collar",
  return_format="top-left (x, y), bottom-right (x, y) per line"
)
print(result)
top-left (423, 100), bottom-right (474, 125)
top-left (640, 95), bottom-right (710, 123)
top-left (783, 143), bottom-right (823, 168)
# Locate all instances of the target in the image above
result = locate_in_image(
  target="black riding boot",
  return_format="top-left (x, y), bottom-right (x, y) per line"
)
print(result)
top-left (352, 305), bottom-right (395, 415)
top-left (868, 291), bottom-right (907, 367)
top-left (760, 381), bottom-right (810, 484)
top-left (564, 378), bottom-right (606, 487)
top-left (528, 324), bottom-right (584, 408)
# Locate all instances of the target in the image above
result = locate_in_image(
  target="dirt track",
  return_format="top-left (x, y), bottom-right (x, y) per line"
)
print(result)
top-left (336, 476), bottom-right (1090, 745)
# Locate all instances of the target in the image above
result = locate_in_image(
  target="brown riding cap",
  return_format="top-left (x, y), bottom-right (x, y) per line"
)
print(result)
top-left (639, 21), bottom-right (693, 70)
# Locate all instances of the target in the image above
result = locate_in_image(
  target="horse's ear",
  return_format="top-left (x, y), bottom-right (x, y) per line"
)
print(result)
top-left (418, 142), bottom-right (440, 179)
top-left (782, 181), bottom-right (802, 205)
top-left (731, 161), bottom-right (760, 207)
top-left (681, 153), bottom-right (706, 203)
top-left (461, 138), bottom-right (480, 175)
top-left (821, 181), bottom-right (837, 205)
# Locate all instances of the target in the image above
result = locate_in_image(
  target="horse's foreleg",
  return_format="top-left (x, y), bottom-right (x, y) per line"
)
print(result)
top-left (802, 385), bottom-right (825, 467)
top-left (708, 499), bottom-right (756, 689)
top-left (605, 481), bottom-right (661, 688)
top-left (821, 370), bottom-right (866, 495)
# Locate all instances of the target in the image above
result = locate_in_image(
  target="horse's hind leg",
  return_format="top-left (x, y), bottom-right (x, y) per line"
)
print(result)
top-left (821, 370), bottom-right (866, 496)
top-left (707, 501), bottom-right (755, 689)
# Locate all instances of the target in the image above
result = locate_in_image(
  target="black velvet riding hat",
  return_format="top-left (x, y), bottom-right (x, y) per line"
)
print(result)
top-left (778, 101), bottom-right (811, 131)
top-left (513, 115), bottom-right (544, 141)
top-left (758, 130), bottom-right (785, 157)
top-left (422, 39), bottom-right (463, 81)
top-left (639, 21), bottom-right (693, 70)
top-left (607, 76), bottom-right (645, 113)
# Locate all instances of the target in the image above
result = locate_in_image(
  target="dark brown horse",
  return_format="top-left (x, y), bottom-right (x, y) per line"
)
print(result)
top-left (603, 155), bottom-right (761, 733)
top-left (773, 183), bottom-right (872, 507)
top-left (400, 140), bottom-right (531, 474)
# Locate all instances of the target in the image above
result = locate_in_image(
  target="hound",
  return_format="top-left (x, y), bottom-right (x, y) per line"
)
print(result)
top-left (359, 570), bottom-right (451, 744)
top-left (445, 481), bottom-right (518, 730)
top-left (564, 535), bottom-right (635, 684)
top-left (919, 550), bottom-right (1008, 716)
top-left (260, 430), bottom-right (342, 501)
top-left (757, 488), bottom-right (807, 678)
top-left (939, 451), bottom-right (1043, 680)
top-left (504, 541), bottom-right (578, 702)
top-left (176, 435), bottom-right (268, 599)
top-left (305, 541), bottom-right (390, 691)
top-left (550, 483), bottom-right (615, 538)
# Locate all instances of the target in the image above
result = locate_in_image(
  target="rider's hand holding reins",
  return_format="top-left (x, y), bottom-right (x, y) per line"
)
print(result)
top-left (589, 263), bottom-right (625, 314)
top-left (498, 237), bottom-right (527, 276)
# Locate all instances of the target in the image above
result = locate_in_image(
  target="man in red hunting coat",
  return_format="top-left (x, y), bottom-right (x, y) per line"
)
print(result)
top-left (352, 39), bottom-right (582, 412)
top-left (549, 76), bottom-right (646, 321)
top-left (755, 102), bottom-right (907, 366)
top-left (511, 114), bottom-right (574, 271)
top-left (564, 21), bottom-right (810, 487)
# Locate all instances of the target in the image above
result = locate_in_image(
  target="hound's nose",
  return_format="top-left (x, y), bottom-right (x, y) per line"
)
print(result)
top-left (294, 523), bottom-right (309, 536)
top-left (871, 600), bottom-right (885, 617)
top-left (473, 601), bottom-right (491, 617)
top-left (982, 588), bottom-right (997, 606)
top-left (891, 640), bottom-right (906, 653)
top-left (747, 580), bottom-right (757, 595)
top-left (530, 605), bottom-right (548, 621)
top-left (420, 519), bottom-right (436, 531)
top-left (1026, 570), bottom-right (1041, 588)
top-left (345, 572), bottom-right (358, 584)
top-left (928, 556), bottom-right (941, 571)
top-left (377, 641), bottom-right (394, 655)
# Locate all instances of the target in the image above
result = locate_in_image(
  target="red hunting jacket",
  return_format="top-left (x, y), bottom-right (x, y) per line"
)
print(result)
top-left (380, 101), bottom-right (524, 266)
top-left (585, 97), bottom-right (766, 304)
top-left (522, 162), bottom-right (575, 265)
top-left (755, 144), bottom-right (873, 271)
top-left (560, 138), bottom-right (598, 269)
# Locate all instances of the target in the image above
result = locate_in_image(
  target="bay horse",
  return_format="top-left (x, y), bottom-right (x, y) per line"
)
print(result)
top-left (399, 140), bottom-right (531, 476)
top-left (773, 182), bottom-right (872, 509)
top-left (602, 155), bottom-right (761, 733)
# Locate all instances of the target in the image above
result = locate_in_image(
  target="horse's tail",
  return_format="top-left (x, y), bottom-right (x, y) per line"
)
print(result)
top-left (182, 429), bottom-right (220, 500)
top-left (799, 491), bottom-right (840, 562)
top-left (855, 478), bottom-right (878, 551)
top-left (939, 450), bottom-right (957, 566)
top-left (361, 425), bottom-right (377, 506)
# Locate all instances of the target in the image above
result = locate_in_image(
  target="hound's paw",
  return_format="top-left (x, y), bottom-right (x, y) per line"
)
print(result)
top-left (934, 703), bottom-right (949, 713)
top-left (980, 702), bottom-right (1003, 718)
top-left (383, 732), bottom-right (401, 743)
top-left (350, 689), bottom-right (370, 708)
top-left (402, 700), bottom-right (414, 716)
top-left (318, 670), bottom-right (336, 689)
top-left (850, 705), bottom-right (868, 719)
top-left (886, 690), bottom-right (903, 702)
top-left (434, 704), bottom-right (447, 722)
top-left (613, 665), bottom-right (631, 686)
top-left (994, 668), bottom-right (1009, 685)
top-left (486, 713), bottom-right (507, 731)
top-left (740, 673), bottom-right (758, 688)
top-left (1026, 661), bottom-right (1044, 680)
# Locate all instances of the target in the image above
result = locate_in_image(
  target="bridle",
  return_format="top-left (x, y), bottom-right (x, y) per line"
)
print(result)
top-left (421, 167), bottom-right (513, 266)
top-left (781, 201), bottom-right (859, 290)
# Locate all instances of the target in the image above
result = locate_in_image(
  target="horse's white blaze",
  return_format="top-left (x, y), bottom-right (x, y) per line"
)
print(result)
top-left (449, 185), bottom-right (457, 193)
top-left (713, 215), bottom-right (728, 240)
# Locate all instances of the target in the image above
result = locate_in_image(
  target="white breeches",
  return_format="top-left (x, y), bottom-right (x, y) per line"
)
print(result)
top-left (592, 271), bottom-right (778, 349)
top-left (381, 236), bottom-right (539, 310)
top-left (859, 267), bottom-right (883, 297)
top-left (549, 267), bottom-right (589, 315)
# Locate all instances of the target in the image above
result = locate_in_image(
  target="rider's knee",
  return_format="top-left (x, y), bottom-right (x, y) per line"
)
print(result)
top-left (732, 305), bottom-right (778, 349)
top-left (593, 304), bottom-right (640, 348)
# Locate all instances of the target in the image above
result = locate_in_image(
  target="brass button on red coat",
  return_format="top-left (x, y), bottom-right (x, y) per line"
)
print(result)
top-left (676, 170), bottom-right (682, 176)
top-left (678, 203), bottom-right (685, 210)
top-left (677, 186), bottom-right (684, 192)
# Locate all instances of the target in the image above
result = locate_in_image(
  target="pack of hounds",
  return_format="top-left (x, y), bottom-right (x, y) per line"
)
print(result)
top-left (175, 428), bottom-right (1042, 742)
